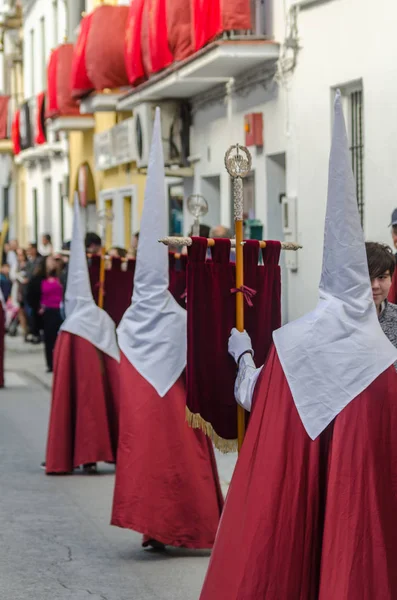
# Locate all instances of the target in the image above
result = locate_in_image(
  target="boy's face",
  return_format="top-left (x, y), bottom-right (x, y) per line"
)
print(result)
top-left (371, 270), bottom-right (392, 307)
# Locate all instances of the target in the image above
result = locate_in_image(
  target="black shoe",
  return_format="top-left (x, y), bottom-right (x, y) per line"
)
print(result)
top-left (82, 463), bottom-right (98, 475)
top-left (31, 336), bottom-right (41, 345)
top-left (40, 462), bottom-right (46, 470)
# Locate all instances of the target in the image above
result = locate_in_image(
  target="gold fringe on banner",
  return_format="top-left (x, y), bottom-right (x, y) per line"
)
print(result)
top-left (186, 406), bottom-right (238, 454)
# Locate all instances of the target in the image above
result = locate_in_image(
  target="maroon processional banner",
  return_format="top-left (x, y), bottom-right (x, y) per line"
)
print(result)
top-left (186, 237), bottom-right (281, 451)
top-left (88, 253), bottom-right (188, 326)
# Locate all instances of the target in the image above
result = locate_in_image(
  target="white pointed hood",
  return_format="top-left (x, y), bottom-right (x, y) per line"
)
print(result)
top-left (117, 108), bottom-right (187, 396)
top-left (273, 91), bottom-right (397, 440)
top-left (60, 193), bottom-right (120, 362)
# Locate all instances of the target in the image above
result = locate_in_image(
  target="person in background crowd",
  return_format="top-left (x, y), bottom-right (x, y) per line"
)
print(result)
top-left (188, 224), bottom-right (210, 238)
top-left (210, 225), bottom-right (233, 239)
top-left (39, 234), bottom-right (53, 257)
top-left (6, 239), bottom-right (18, 273)
top-left (15, 248), bottom-right (29, 339)
top-left (109, 247), bottom-right (127, 259)
top-left (0, 263), bottom-right (12, 302)
top-left (389, 209), bottom-right (397, 258)
top-left (85, 232), bottom-right (102, 255)
top-left (25, 243), bottom-right (42, 344)
top-left (2, 241), bottom-right (9, 265)
top-left (366, 242), bottom-right (397, 360)
top-left (127, 231), bottom-right (139, 258)
top-left (27, 255), bottom-right (63, 372)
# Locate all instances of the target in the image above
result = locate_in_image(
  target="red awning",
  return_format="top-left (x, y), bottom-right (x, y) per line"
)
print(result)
top-left (71, 13), bottom-right (95, 99)
top-left (35, 92), bottom-right (46, 145)
top-left (193, 0), bottom-right (252, 51)
top-left (11, 110), bottom-right (20, 155)
top-left (124, 0), bottom-right (146, 87)
top-left (0, 96), bottom-right (9, 140)
top-left (167, 0), bottom-right (194, 62)
top-left (85, 5), bottom-right (130, 91)
top-left (46, 44), bottom-right (80, 118)
top-left (141, 0), bottom-right (173, 77)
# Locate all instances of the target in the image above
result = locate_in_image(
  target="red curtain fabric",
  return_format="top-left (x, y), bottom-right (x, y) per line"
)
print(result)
top-left (141, 0), bottom-right (173, 77)
top-left (186, 237), bottom-right (281, 448)
top-left (166, 0), bottom-right (194, 61)
top-left (0, 96), bottom-right (9, 140)
top-left (200, 348), bottom-right (397, 600)
top-left (45, 332), bottom-right (119, 474)
top-left (71, 13), bottom-right (95, 99)
top-left (124, 0), bottom-right (146, 87)
top-left (11, 110), bottom-right (20, 155)
top-left (85, 5), bottom-right (130, 91)
top-left (192, 0), bottom-right (252, 51)
top-left (35, 92), bottom-right (46, 145)
top-left (46, 45), bottom-right (79, 118)
top-left (46, 49), bottom-right (58, 118)
top-left (111, 354), bottom-right (224, 548)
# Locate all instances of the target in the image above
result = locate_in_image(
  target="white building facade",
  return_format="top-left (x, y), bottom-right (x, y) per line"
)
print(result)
top-left (17, 0), bottom-right (83, 250)
top-left (178, 0), bottom-right (397, 322)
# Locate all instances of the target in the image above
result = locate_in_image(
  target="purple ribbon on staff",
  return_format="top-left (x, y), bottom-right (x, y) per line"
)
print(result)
top-left (230, 285), bottom-right (257, 307)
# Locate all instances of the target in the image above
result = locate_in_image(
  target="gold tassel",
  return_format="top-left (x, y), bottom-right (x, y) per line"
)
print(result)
top-left (186, 407), bottom-right (238, 454)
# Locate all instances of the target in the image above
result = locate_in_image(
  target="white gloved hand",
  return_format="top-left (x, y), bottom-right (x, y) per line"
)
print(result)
top-left (228, 328), bottom-right (254, 365)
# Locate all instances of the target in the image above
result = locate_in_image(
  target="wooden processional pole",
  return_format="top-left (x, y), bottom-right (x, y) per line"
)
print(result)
top-left (225, 144), bottom-right (252, 452)
top-left (97, 208), bottom-right (113, 310)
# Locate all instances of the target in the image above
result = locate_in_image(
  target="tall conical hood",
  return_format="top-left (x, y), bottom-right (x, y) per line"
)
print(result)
top-left (64, 193), bottom-right (94, 316)
top-left (319, 91), bottom-right (373, 308)
top-left (117, 108), bottom-right (187, 396)
top-left (60, 193), bottom-right (120, 362)
top-left (273, 91), bottom-right (397, 440)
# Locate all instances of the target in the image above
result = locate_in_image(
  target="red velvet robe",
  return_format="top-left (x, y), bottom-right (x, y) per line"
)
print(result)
top-left (200, 346), bottom-right (397, 599)
top-left (111, 352), bottom-right (224, 548)
top-left (45, 332), bottom-right (119, 474)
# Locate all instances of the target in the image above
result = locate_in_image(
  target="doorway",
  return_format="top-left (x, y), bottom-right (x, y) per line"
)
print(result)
top-left (266, 153), bottom-right (288, 323)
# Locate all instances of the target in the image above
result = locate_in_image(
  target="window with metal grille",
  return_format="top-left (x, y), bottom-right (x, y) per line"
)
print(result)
top-left (349, 90), bottom-right (364, 226)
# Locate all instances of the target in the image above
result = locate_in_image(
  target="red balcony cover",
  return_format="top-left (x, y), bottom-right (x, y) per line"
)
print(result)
top-left (193, 0), bottom-right (252, 51)
top-left (47, 44), bottom-right (80, 118)
top-left (141, 0), bottom-right (173, 77)
top-left (71, 13), bottom-right (95, 99)
top-left (11, 110), bottom-right (20, 155)
top-left (0, 96), bottom-right (9, 140)
top-left (35, 92), bottom-right (46, 145)
top-left (85, 5), bottom-right (130, 91)
top-left (124, 0), bottom-right (146, 87)
top-left (167, 0), bottom-right (194, 61)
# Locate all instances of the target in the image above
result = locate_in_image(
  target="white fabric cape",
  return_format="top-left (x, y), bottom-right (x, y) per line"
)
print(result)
top-left (117, 107), bottom-right (187, 397)
top-left (60, 194), bottom-right (120, 362)
top-left (273, 92), bottom-right (397, 440)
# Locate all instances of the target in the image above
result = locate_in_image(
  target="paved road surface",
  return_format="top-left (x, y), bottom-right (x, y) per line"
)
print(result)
top-left (0, 341), bottom-right (237, 600)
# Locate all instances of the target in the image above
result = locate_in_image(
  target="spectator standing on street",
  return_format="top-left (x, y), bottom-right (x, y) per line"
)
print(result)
top-left (39, 234), bottom-right (53, 257)
top-left (27, 255), bottom-right (63, 372)
top-left (85, 232), bottom-right (102, 255)
top-left (25, 243), bottom-right (42, 343)
top-left (15, 248), bottom-right (29, 339)
top-left (6, 239), bottom-right (18, 275)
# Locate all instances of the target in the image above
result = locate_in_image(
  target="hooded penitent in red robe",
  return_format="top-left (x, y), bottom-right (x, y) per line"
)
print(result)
top-left (200, 91), bottom-right (397, 598)
top-left (200, 347), bottom-right (397, 598)
top-left (111, 355), bottom-right (223, 548)
top-left (46, 332), bottom-right (119, 473)
top-left (111, 107), bottom-right (223, 548)
top-left (45, 194), bottom-right (120, 474)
